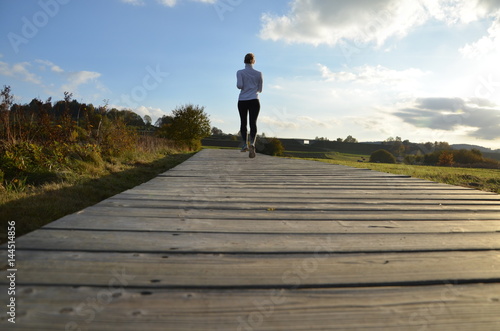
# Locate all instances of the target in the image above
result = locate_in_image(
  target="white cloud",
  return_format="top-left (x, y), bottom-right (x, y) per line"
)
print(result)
top-left (460, 13), bottom-right (500, 58)
top-left (110, 104), bottom-right (167, 123)
top-left (62, 71), bottom-right (102, 92)
top-left (157, 0), bottom-right (177, 6)
top-left (297, 115), bottom-right (339, 129)
top-left (121, 0), bottom-right (145, 5)
top-left (122, 0), bottom-right (216, 7)
top-left (318, 64), bottom-right (429, 88)
top-left (35, 59), bottom-right (64, 73)
top-left (260, 0), bottom-right (500, 46)
top-left (260, 115), bottom-right (299, 130)
top-left (0, 61), bottom-right (42, 85)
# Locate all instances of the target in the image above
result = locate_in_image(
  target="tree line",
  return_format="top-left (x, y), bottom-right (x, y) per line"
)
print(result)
top-left (0, 86), bottom-right (211, 186)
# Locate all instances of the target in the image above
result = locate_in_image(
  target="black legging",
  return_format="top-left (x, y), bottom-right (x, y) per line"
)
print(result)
top-left (238, 99), bottom-right (260, 145)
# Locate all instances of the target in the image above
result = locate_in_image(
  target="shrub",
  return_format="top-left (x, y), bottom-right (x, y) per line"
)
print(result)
top-left (437, 151), bottom-right (454, 166)
top-left (370, 149), bottom-right (396, 163)
top-left (453, 149), bottom-right (484, 164)
top-left (259, 137), bottom-right (284, 156)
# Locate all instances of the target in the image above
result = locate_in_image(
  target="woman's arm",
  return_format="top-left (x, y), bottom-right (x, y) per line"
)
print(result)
top-left (236, 71), bottom-right (243, 90)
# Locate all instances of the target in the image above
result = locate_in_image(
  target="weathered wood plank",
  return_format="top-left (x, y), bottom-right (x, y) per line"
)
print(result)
top-left (76, 206), bottom-right (500, 220)
top-left (43, 214), bottom-right (500, 233)
top-left (12, 229), bottom-right (500, 253)
top-left (2, 250), bottom-right (499, 288)
top-left (113, 193), bottom-right (500, 203)
top-left (2, 284), bottom-right (499, 330)
top-left (95, 198), bottom-right (500, 211)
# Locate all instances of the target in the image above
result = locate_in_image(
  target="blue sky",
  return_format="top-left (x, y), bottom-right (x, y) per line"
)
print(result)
top-left (1, 0), bottom-right (500, 148)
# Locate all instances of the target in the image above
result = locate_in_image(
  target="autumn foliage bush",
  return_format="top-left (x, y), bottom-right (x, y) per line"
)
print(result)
top-left (0, 86), bottom-right (169, 188)
top-left (424, 149), bottom-right (498, 168)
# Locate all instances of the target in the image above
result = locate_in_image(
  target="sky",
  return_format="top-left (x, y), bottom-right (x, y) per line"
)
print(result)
top-left (1, 0), bottom-right (500, 149)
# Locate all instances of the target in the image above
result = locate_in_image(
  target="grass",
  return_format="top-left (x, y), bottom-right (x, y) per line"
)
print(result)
top-left (0, 150), bottom-right (195, 244)
top-left (291, 152), bottom-right (500, 194)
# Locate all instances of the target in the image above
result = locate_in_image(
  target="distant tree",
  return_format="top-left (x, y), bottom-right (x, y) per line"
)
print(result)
top-left (343, 135), bottom-right (358, 143)
top-left (0, 85), bottom-right (14, 141)
top-left (421, 142), bottom-right (435, 154)
top-left (435, 141), bottom-right (451, 151)
top-left (144, 115), bottom-right (152, 127)
top-left (211, 127), bottom-right (223, 136)
top-left (437, 151), bottom-right (454, 166)
top-left (107, 109), bottom-right (145, 127)
top-left (157, 104), bottom-right (211, 149)
top-left (385, 137), bottom-right (405, 157)
top-left (155, 115), bottom-right (173, 128)
top-left (336, 138), bottom-right (343, 142)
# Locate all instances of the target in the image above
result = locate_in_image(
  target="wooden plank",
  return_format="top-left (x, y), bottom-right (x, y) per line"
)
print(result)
top-left (3, 250), bottom-right (500, 287)
top-left (2, 284), bottom-right (499, 330)
top-left (95, 198), bottom-right (500, 211)
top-left (76, 206), bottom-right (500, 220)
top-left (113, 193), bottom-right (500, 203)
top-left (43, 214), bottom-right (500, 233)
top-left (124, 186), bottom-right (498, 195)
top-left (12, 229), bottom-right (500, 253)
top-left (145, 189), bottom-right (492, 197)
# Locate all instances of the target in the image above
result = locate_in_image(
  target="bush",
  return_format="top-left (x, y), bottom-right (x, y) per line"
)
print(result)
top-left (453, 149), bottom-right (483, 164)
top-left (157, 104), bottom-right (211, 142)
top-left (423, 149), bottom-right (499, 168)
top-left (437, 151), bottom-right (454, 166)
top-left (370, 149), bottom-right (396, 163)
top-left (259, 137), bottom-right (284, 156)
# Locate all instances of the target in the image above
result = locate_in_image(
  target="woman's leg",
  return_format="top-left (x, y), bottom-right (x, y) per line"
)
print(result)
top-left (238, 101), bottom-right (248, 143)
top-left (248, 99), bottom-right (260, 145)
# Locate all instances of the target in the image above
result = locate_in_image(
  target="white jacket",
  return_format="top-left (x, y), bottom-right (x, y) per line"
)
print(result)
top-left (237, 64), bottom-right (263, 101)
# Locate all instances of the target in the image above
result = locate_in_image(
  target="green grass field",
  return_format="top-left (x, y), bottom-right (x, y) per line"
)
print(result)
top-left (292, 152), bottom-right (500, 194)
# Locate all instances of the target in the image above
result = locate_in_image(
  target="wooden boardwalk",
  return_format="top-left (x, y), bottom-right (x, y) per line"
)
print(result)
top-left (2, 148), bottom-right (500, 330)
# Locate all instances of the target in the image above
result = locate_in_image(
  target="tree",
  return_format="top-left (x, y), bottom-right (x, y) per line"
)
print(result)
top-left (155, 115), bottom-right (173, 128)
top-left (343, 135), bottom-right (358, 143)
top-left (211, 127), bottom-right (223, 136)
top-left (437, 151), bottom-right (454, 166)
top-left (0, 85), bottom-right (14, 141)
top-left (158, 104), bottom-right (211, 147)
